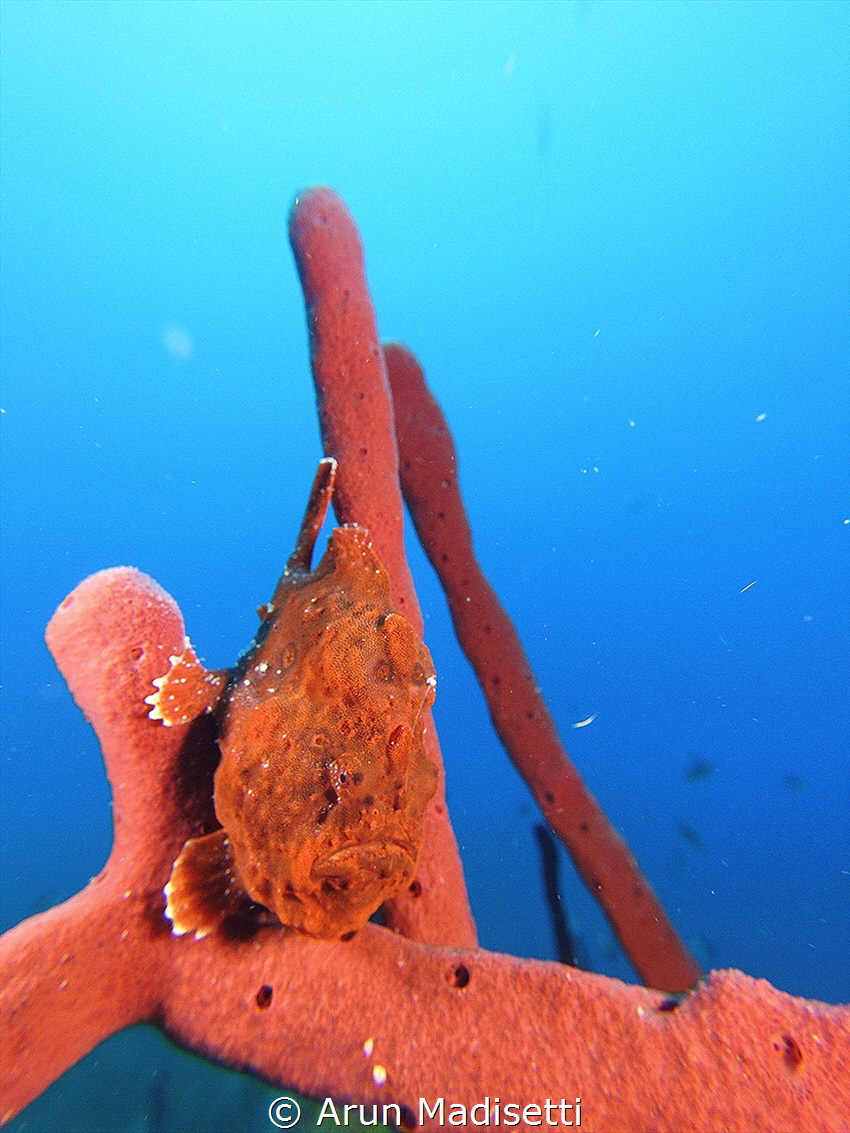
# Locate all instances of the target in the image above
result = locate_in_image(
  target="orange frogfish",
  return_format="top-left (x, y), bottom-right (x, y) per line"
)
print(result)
top-left (146, 458), bottom-right (438, 939)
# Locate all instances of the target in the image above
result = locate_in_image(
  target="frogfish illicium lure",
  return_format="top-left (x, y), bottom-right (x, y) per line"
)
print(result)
top-left (145, 458), bottom-right (438, 939)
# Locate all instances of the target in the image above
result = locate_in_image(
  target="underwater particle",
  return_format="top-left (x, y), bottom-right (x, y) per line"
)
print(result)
top-left (572, 714), bottom-right (597, 729)
top-left (739, 580), bottom-right (757, 593)
top-left (755, 412), bottom-right (767, 422)
top-left (782, 775), bottom-right (806, 792)
top-left (372, 1064), bottom-right (387, 1086)
top-left (163, 324), bottom-right (194, 359)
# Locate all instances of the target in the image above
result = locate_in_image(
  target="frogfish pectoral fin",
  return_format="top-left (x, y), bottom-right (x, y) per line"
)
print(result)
top-left (164, 829), bottom-right (254, 939)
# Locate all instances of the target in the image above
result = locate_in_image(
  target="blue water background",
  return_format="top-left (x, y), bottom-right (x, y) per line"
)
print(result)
top-left (1, 2), bottom-right (848, 1129)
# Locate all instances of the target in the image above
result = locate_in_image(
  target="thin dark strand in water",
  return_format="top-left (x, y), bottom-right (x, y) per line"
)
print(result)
top-left (534, 823), bottom-right (581, 967)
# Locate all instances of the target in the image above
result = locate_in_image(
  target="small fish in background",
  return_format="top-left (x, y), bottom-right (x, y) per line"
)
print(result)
top-left (782, 774), bottom-right (806, 792)
top-left (684, 757), bottom-right (715, 783)
top-left (676, 824), bottom-right (705, 852)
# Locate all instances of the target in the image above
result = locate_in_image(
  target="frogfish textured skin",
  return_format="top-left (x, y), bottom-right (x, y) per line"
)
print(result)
top-left (150, 465), bottom-right (438, 940)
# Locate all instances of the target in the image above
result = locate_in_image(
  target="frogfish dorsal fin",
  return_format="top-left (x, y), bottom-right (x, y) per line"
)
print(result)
top-left (145, 637), bottom-right (229, 727)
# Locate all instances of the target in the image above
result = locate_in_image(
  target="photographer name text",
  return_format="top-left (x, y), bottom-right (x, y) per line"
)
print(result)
top-left (316, 1096), bottom-right (582, 1127)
